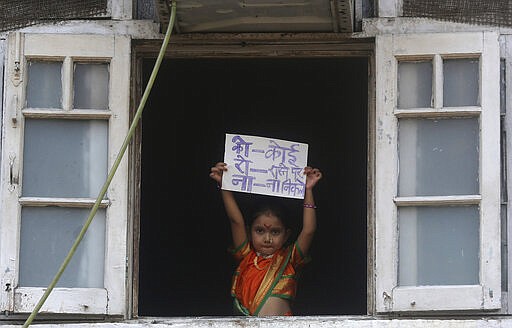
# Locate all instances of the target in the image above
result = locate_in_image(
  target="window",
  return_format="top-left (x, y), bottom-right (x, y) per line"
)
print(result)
top-left (0, 33), bottom-right (130, 315)
top-left (136, 57), bottom-right (369, 316)
top-left (375, 32), bottom-right (501, 312)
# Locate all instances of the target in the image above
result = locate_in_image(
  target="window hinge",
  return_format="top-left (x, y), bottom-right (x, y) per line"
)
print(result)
top-left (11, 94), bottom-right (19, 126)
top-left (1, 274), bottom-right (15, 314)
top-left (11, 32), bottom-right (22, 87)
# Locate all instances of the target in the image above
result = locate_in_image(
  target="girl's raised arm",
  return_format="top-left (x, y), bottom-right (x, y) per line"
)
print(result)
top-left (297, 167), bottom-right (322, 256)
top-left (210, 162), bottom-right (247, 248)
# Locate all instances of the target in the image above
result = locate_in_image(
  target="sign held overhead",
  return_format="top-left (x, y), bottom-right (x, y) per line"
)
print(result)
top-left (222, 133), bottom-right (309, 199)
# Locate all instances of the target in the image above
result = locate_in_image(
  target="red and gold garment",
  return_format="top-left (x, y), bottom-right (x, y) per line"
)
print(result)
top-left (230, 240), bottom-right (309, 316)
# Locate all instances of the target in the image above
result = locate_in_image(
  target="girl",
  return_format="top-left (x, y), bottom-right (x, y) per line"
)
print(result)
top-left (209, 162), bottom-right (322, 316)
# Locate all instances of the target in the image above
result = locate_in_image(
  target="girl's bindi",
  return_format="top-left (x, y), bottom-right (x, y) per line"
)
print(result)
top-left (263, 224), bottom-right (272, 229)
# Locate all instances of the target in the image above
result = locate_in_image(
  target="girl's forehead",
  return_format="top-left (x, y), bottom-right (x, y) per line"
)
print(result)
top-left (252, 214), bottom-right (284, 227)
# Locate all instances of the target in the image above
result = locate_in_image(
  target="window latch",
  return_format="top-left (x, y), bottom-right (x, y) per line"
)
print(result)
top-left (8, 153), bottom-right (18, 192)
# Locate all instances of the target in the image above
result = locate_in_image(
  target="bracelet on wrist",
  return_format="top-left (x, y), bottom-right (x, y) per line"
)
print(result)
top-left (303, 203), bottom-right (317, 209)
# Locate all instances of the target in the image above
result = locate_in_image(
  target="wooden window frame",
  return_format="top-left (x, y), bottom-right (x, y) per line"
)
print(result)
top-left (129, 34), bottom-right (375, 317)
top-left (0, 32), bottom-right (130, 316)
top-left (375, 31), bottom-right (501, 312)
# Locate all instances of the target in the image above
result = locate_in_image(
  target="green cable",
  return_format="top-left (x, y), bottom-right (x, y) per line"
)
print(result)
top-left (21, 2), bottom-right (177, 327)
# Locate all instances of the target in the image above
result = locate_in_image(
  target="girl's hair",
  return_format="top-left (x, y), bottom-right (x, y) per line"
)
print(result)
top-left (248, 197), bottom-right (291, 230)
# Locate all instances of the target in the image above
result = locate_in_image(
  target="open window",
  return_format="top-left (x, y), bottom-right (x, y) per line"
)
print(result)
top-left (375, 32), bottom-right (501, 312)
top-left (0, 33), bottom-right (130, 315)
top-left (136, 56), bottom-right (369, 316)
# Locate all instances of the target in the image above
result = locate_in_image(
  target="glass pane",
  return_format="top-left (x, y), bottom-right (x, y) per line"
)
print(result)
top-left (26, 61), bottom-right (62, 109)
top-left (443, 58), bottom-right (479, 107)
top-left (74, 63), bottom-right (109, 110)
top-left (398, 206), bottom-right (479, 286)
top-left (19, 207), bottom-right (105, 288)
top-left (398, 118), bottom-right (479, 196)
top-left (398, 61), bottom-right (432, 109)
top-left (502, 204), bottom-right (508, 291)
top-left (23, 119), bottom-right (108, 198)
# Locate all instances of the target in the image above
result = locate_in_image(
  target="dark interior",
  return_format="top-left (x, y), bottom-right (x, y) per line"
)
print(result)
top-left (138, 57), bottom-right (368, 316)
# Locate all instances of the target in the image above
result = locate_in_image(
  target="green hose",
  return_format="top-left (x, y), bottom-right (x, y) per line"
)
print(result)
top-left (21, 2), bottom-right (177, 326)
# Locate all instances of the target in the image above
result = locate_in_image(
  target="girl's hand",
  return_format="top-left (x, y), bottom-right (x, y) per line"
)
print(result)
top-left (304, 167), bottom-right (322, 189)
top-left (209, 162), bottom-right (227, 185)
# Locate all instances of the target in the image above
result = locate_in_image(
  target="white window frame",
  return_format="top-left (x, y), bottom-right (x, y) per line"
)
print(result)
top-left (0, 38), bottom-right (4, 170)
top-left (0, 32), bottom-right (130, 316)
top-left (502, 33), bottom-right (512, 314)
top-left (375, 31), bottom-right (501, 312)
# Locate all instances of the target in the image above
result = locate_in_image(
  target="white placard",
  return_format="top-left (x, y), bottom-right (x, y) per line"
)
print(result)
top-left (222, 133), bottom-right (309, 199)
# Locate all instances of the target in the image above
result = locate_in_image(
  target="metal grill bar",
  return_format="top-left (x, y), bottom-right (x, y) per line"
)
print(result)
top-left (0, 0), bottom-right (108, 32)
top-left (403, 0), bottom-right (512, 28)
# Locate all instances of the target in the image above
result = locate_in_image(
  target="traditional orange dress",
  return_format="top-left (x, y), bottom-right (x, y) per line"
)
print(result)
top-left (230, 240), bottom-right (309, 316)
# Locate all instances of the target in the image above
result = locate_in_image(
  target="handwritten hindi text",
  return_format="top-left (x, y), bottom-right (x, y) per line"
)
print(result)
top-left (222, 134), bottom-right (309, 199)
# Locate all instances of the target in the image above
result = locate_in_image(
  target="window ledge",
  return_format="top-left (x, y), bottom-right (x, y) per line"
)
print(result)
top-left (5, 316), bottom-right (512, 327)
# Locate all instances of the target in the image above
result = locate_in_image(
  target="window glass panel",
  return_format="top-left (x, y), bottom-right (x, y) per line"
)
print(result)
top-left (398, 206), bottom-right (479, 286)
top-left (502, 204), bottom-right (508, 291)
top-left (23, 119), bottom-right (108, 198)
top-left (397, 61), bottom-right (432, 109)
top-left (26, 61), bottom-right (62, 109)
top-left (74, 63), bottom-right (109, 110)
top-left (398, 117), bottom-right (479, 196)
top-left (443, 58), bottom-right (479, 107)
top-left (19, 207), bottom-right (105, 288)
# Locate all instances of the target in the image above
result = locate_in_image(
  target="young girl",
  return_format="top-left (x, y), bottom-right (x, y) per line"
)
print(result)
top-left (209, 162), bottom-right (322, 316)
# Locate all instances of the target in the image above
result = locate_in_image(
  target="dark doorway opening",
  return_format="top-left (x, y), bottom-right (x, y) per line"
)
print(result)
top-left (138, 57), bottom-right (368, 316)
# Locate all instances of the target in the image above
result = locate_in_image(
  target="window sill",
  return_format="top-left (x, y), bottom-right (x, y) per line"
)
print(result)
top-left (4, 316), bottom-right (512, 327)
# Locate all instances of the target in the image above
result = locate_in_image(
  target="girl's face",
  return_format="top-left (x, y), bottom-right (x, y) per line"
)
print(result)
top-left (250, 214), bottom-right (290, 256)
